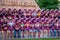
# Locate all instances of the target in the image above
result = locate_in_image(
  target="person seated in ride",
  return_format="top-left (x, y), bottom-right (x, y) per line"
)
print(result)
top-left (23, 9), bottom-right (27, 18)
top-left (26, 9), bottom-right (32, 18)
top-left (32, 10), bottom-right (37, 18)
top-left (1, 8), bottom-right (7, 17)
top-left (37, 10), bottom-right (41, 18)
top-left (58, 10), bottom-right (60, 19)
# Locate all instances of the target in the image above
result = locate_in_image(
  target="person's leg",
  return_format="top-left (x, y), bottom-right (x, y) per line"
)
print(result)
top-left (31, 30), bottom-right (33, 38)
top-left (29, 30), bottom-right (32, 38)
top-left (33, 29), bottom-right (36, 38)
top-left (56, 30), bottom-right (59, 38)
top-left (46, 30), bottom-right (48, 38)
top-left (33, 30), bottom-right (35, 38)
top-left (58, 30), bottom-right (60, 38)
top-left (53, 30), bottom-right (57, 38)
top-left (5, 31), bottom-right (8, 39)
top-left (38, 30), bottom-right (40, 38)
top-left (18, 30), bottom-right (21, 38)
top-left (10, 31), bottom-right (14, 39)
top-left (7, 30), bottom-right (9, 39)
top-left (3, 31), bottom-right (7, 39)
top-left (25, 30), bottom-right (28, 38)
top-left (50, 30), bottom-right (53, 38)
top-left (40, 30), bottom-right (42, 38)
top-left (36, 31), bottom-right (38, 38)
top-left (22, 30), bottom-right (24, 38)
top-left (27, 30), bottom-right (29, 38)
top-left (2, 30), bottom-right (4, 39)
top-left (47, 30), bottom-right (50, 38)
top-left (14, 30), bottom-right (16, 38)
top-left (43, 30), bottom-right (45, 38)
top-left (6, 30), bottom-right (10, 39)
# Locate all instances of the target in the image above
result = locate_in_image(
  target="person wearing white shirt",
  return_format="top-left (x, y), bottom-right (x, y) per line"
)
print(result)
top-left (7, 19), bottom-right (15, 39)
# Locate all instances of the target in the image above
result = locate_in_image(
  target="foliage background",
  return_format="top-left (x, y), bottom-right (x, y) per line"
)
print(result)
top-left (35, 0), bottom-right (59, 9)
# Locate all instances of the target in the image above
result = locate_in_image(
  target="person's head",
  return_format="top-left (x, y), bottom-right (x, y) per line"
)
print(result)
top-left (32, 9), bottom-right (37, 17)
top-left (28, 9), bottom-right (32, 13)
top-left (50, 9), bottom-right (54, 13)
top-left (23, 9), bottom-right (27, 13)
top-left (1, 8), bottom-right (5, 12)
top-left (54, 9), bottom-right (59, 13)
top-left (5, 10), bottom-right (8, 14)
top-left (16, 15), bottom-right (19, 18)
top-left (32, 9), bottom-right (36, 13)
top-left (37, 9), bottom-right (41, 13)
top-left (8, 8), bottom-right (12, 13)
top-left (13, 9), bottom-right (17, 13)
top-left (18, 9), bottom-right (21, 13)
top-left (58, 10), bottom-right (60, 14)
top-left (55, 12), bottom-right (58, 17)
top-left (37, 10), bottom-right (41, 16)
top-left (1, 19), bottom-right (4, 22)
top-left (42, 9), bottom-right (46, 14)
top-left (1, 8), bottom-right (6, 14)
top-left (46, 9), bottom-right (49, 12)
top-left (50, 11), bottom-right (54, 18)
top-left (0, 9), bottom-right (2, 13)
top-left (25, 21), bottom-right (30, 27)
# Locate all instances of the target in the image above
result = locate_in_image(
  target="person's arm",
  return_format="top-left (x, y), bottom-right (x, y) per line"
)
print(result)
top-left (15, 25), bottom-right (20, 30)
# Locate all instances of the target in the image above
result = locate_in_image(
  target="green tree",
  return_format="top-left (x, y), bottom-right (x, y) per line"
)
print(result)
top-left (35, 0), bottom-right (59, 9)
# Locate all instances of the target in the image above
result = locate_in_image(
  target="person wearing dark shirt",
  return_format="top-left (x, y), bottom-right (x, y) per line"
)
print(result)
top-left (2, 18), bottom-right (8, 39)
top-left (14, 21), bottom-right (21, 38)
